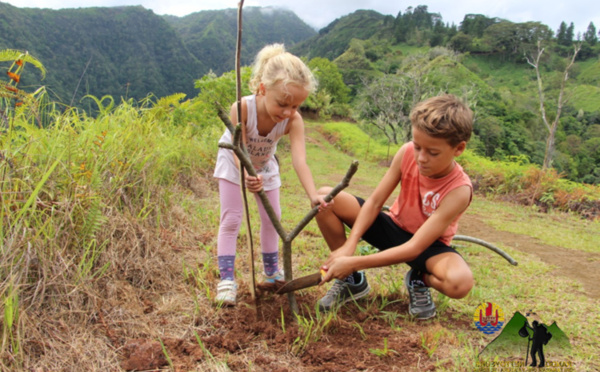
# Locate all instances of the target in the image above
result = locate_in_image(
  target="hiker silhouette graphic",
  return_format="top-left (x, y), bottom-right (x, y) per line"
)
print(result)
top-left (519, 318), bottom-right (553, 367)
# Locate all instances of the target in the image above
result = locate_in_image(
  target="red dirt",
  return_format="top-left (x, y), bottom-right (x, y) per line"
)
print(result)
top-left (118, 212), bottom-right (599, 371)
top-left (119, 288), bottom-right (468, 371)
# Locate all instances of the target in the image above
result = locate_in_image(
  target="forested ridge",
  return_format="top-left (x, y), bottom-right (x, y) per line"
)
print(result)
top-left (0, 3), bottom-right (315, 104)
top-left (289, 6), bottom-right (600, 185)
top-left (1, 3), bottom-right (600, 183)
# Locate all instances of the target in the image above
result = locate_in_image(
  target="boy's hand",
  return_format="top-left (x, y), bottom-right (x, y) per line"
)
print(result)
top-left (245, 174), bottom-right (263, 193)
top-left (320, 256), bottom-right (354, 283)
top-left (320, 244), bottom-right (356, 283)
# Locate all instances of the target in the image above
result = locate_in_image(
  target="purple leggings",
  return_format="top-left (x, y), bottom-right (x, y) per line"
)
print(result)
top-left (217, 178), bottom-right (281, 257)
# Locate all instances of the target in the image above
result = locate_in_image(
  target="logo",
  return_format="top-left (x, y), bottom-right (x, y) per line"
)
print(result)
top-left (421, 191), bottom-right (440, 216)
top-left (477, 310), bottom-right (572, 370)
top-left (473, 302), bottom-right (504, 335)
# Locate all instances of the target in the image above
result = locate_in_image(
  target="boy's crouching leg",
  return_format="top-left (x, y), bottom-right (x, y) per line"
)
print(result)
top-left (444, 268), bottom-right (473, 299)
top-left (426, 253), bottom-right (474, 299)
top-left (315, 189), bottom-right (362, 251)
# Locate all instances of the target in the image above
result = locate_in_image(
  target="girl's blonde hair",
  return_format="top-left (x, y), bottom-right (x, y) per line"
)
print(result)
top-left (249, 44), bottom-right (317, 95)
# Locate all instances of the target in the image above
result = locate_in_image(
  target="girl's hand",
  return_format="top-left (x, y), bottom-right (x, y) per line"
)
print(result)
top-left (245, 174), bottom-right (263, 193)
top-left (312, 195), bottom-right (333, 213)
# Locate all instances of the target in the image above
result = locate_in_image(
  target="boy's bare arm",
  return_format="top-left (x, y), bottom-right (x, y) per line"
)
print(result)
top-left (345, 185), bottom-right (471, 272)
top-left (343, 146), bottom-right (405, 250)
top-left (322, 147), bottom-right (405, 281)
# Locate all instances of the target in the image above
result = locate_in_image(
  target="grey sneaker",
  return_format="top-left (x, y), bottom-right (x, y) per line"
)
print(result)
top-left (405, 269), bottom-right (436, 320)
top-left (318, 271), bottom-right (370, 312)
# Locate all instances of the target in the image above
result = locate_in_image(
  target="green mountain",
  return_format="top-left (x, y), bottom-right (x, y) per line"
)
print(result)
top-left (290, 10), bottom-right (394, 60)
top-left (0, 3), bottom-right (316, 104)
top-left (165, 6), bottom-right (317, 76)
top-left (0, 2), bottom-right (204, 103)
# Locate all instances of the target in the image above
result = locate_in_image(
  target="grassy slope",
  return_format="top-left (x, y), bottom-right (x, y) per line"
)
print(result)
top-left (464, 53), bottom-right (600, 115)
top-left (278, 121), bottom-right (600, 370)
top-left (1, 109), bottom-right (598, 370)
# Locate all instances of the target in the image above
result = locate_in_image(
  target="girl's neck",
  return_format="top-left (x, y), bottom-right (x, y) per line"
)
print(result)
top-left (255, 95), bottom-right (277, 135)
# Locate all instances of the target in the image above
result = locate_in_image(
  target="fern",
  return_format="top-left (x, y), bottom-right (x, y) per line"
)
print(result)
top-left (79, 196), bottom-right (106, 244)
top-left (0, 49), bottom-right (46, 78)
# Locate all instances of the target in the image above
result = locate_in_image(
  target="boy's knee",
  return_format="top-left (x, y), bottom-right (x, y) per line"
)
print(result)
top-left (451, 271), bottom-right (474, 299)
top-left (445, 270), bottom-right (473, 299)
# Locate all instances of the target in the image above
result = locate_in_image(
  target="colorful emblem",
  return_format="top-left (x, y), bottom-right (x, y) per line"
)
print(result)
top-left (474, 302), bottom-right (504, 334)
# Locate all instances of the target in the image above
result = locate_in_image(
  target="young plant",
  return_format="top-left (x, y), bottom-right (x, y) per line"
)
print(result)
top-left (379, 310), bottom-right (403, 331)
top-left (369, 337), bottom-right (398, 357)
top-left (158, 337), bottom-right (174, 369)
top-left (351, 322), bottom-right (368, 340)
top-left (280, 307), bottom-right (286, 334)
top-left (291, 315), bottom-right (315, 355)
top-left (420, 327), bottom-right (447, 358)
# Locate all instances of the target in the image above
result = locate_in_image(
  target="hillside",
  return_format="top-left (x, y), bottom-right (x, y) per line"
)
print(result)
top-left (165, 6), bottom-right (317, 75)
top-left (291, 9), bottom-right (394, 60)
top-left (1, 3), bottom-right (599, 183)
top-left (0, 3), bottom-right (315, 104)
top-left (0, 3), bottom-right (203, 103)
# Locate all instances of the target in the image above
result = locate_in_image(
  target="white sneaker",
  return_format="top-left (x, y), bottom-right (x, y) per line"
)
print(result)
top-left (215, 280), bottom-right (237, 306)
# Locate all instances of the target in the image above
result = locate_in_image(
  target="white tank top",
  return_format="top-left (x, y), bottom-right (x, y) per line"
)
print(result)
top-left (213, 95), bottom-right (289, 191)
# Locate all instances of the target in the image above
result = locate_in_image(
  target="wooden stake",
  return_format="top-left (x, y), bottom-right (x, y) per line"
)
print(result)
top-left (234, 0), bottom-right (258, 304)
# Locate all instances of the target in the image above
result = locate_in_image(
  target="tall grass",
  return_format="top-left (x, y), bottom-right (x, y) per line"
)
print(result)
top-left (319, 121), bottom-right (401, 164)
top-left (0, 88), bottom-right (221, 369)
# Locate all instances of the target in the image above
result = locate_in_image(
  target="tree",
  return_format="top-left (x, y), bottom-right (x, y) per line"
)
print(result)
top-left (566, 22), bottom-right (575, 44)
top-left (556, 22), bottom-right (568, 44)
top-left (557, 21), bottom-right (575, 46)
top-left (393, 5), bottom-right (440, 44)
top-left (307, 57), bottom-right (350, 104)
top-left (354, 74), bottom-right (415, 144)
top-left (584, 22), bottom-right (598, 46)
top-left (526, 41), bottom-right (581, 169)
top-left (484, 21), bottom-right (553, 59)
top-left (448, 32), bottom-right (473, 53)
top-left (460, 14), bottom-right (498, 37)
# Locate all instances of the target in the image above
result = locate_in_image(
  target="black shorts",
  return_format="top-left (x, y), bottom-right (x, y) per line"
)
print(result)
top-left (355, 196), bottom-right (461, 273)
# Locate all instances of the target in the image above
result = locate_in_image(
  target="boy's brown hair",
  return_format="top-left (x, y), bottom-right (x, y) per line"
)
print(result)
top-left (410, 94), bottom-right (473, 147)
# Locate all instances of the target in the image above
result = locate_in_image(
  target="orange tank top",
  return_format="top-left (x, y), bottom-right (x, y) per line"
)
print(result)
top-left (389, 142), bottom-right (472, 245)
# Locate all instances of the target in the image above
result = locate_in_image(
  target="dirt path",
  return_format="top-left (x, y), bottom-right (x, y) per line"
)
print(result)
top-left (458, 214), bottom-right (600, 299)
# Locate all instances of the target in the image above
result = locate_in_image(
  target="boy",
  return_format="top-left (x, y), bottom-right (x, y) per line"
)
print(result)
top-left (315, 94), bottom-right (474, 319)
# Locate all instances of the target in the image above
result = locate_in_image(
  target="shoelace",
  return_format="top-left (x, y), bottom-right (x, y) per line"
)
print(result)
top-left (410, 284), bottom-right (432, 306)
top-left (326, 280), bottom-right (346, 298)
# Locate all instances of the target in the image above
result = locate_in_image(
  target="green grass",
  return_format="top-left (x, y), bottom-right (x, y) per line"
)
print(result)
top-left (1, 95), bottom-right (598, 370)
top-left (467, 198), bottom-right (600, 253)
top-left (318, 121), bottom-right (401, 163)
top-left (571, 83), bottom-right (600, 113)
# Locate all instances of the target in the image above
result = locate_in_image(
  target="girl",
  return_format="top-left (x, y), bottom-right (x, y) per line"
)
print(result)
top-left (213, 44), bottom-right (326, 306)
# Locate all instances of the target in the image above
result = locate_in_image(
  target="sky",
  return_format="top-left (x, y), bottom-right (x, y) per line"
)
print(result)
top-left (2, 0), bottom-right (598, 35)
